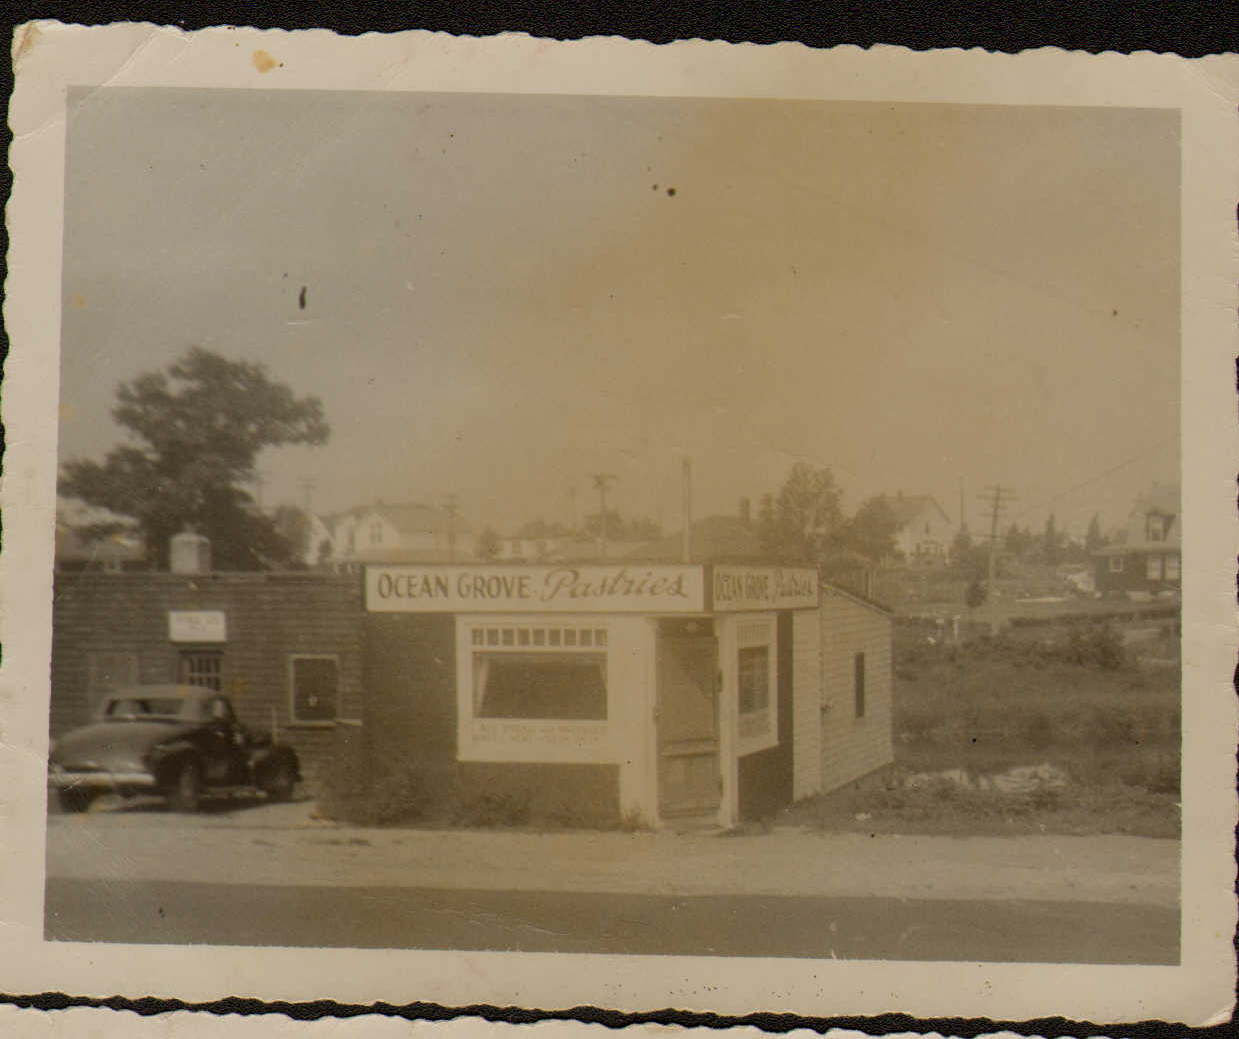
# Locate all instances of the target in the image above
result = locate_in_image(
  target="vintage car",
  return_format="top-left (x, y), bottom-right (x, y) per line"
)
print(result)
top-left (48, 684), bottom-right (301, 813)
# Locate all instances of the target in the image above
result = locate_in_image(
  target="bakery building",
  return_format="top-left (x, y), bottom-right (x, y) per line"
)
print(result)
top-left (362, 561), bottom-right (893, 828)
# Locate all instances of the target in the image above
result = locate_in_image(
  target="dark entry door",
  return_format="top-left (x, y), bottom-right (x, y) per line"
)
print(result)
top-left (656, 635), bottom-right (720, 819)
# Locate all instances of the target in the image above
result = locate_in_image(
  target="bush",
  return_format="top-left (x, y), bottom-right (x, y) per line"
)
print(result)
top-left (452, 789), bottom-right (531, 828)
top-left (1063, 623), bottom-right (1125, 670)
top-left (364, 764), bottom-right (438, 825)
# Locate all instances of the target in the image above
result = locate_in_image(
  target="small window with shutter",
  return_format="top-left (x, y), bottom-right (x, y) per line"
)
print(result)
top-left (290, 655), bottom-right (339, 724)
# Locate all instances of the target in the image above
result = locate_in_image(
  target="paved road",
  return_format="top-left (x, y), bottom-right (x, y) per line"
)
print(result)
top-left (45, 878), bottom-right (1179, 964)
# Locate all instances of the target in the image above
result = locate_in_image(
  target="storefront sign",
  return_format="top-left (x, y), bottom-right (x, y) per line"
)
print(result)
top-left (367, 564), bottom-right (705, 613)
top-left (168, 610), bottom-right (227, 642)
top-left (711, 566), bottom-right (819, 611)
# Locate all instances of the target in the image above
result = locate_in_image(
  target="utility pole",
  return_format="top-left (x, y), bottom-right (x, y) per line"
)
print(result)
top-left (591, 473), bottom-right (616, 558)
top-left (977, 484), bottom-right (1017, 591)
top-left (443, 494), bottom-right (459, 562)
top-left (681, 457), bottom-right (693, 564)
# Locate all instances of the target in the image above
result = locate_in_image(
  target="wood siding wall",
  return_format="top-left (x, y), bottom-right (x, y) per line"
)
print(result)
top-left (791, 609), bottom-right (823, 799)
top-left (818, 589), bottom-right (894, 792)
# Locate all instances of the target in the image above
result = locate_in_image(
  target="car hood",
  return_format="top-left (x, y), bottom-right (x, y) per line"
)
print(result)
top-left (50, 721), bottom-right (197, 768)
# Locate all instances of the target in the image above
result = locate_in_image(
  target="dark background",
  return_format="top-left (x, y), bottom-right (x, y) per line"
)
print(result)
top-left (3, 1), bottom-right (1237, 55)
top-left (2, 2), bottom-right (1230, 1035)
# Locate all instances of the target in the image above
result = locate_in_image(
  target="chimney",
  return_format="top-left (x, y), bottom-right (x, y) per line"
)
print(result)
top-left (738, 497), bottom-right (752, 526)
top-left (170, 528), bottom-right (211, 574)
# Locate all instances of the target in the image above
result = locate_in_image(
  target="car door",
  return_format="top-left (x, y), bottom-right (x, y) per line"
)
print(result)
top-left (202, 696), bottom-right (248, 785)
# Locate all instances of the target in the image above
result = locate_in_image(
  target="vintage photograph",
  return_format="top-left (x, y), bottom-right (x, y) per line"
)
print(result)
top-left (42, 83), bottom-right (1183, 963)
top-left (4, 24), bottom-right (1235, 1026)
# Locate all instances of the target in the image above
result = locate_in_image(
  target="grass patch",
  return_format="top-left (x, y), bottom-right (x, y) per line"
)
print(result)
top-left (788, 623), bottom-right (1180, 838)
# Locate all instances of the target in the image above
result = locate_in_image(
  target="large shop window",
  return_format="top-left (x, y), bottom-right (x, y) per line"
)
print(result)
top-left (470, 625), bottom-right (608, 721)
top-left (290, 655), bottom-right (339, 723)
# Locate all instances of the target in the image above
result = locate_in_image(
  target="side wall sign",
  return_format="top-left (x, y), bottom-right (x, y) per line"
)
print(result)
top-left (367, 564), bottom-right (705, 613)
top-left (711, 566), bottom-right (819, 611)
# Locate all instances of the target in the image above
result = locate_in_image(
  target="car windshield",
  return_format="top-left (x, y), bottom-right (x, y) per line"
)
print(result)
top-left (103, 696), bottom-right (192, 721)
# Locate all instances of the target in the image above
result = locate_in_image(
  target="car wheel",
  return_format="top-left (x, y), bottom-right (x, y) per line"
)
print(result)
top-left (262, 760), bottom-right (296, 802)
top-left (57, 787), bottom-right (96, 814)
top-left (169, 761), bottom-right (202, 813)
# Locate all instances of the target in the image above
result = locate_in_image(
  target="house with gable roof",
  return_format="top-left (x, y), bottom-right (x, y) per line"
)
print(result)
top-left (887, 493), bottom-right (954, 563)
top-left (1092, 483), bottom-right (1180, 597)
top-left (324, 501), bottom-right (472, 568)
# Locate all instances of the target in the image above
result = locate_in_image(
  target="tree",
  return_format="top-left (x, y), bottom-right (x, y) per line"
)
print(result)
top-left (59, 348), bottom-right (329, 570)
top-left (843, 494), bottom-right (899, 563)
top-left (757, 463), bottom-right (843, 563)
top-left (1042, 513), bottom-right (1064, 566)
top-left (271, 505), bottom-right (312, 569)
top-left (1004, 522), bottom-right (1035, 558)
top-left (1085, 513), bottom-right (1106, 553)
top-left (476, 526), bottom-right (502, 560)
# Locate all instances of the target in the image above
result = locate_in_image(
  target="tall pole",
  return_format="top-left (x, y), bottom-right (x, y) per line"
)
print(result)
top-left (978, 484), bottom-right (1017, 611)
top-left (443, 495), bottom-right (459, 562)
top-left (681, 456), bottom-right (693, 563)
top-left (591, 474), bottom-right (616, 558)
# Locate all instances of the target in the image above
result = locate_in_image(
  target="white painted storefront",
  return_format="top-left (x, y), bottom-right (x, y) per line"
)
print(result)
top-left (365, 562), bottom-right (826, 828)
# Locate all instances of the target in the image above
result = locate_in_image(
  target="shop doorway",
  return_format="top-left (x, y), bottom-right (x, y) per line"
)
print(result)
top-left (656, 624), bottom-right (720, 820)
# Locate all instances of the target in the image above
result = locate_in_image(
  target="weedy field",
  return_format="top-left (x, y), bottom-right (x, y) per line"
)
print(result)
top-left (788, 619), bottom-right (1181, 838)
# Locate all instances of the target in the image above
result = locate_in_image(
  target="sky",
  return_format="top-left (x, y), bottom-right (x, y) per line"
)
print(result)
top-left (58, 88), bottom-right (1180, 540)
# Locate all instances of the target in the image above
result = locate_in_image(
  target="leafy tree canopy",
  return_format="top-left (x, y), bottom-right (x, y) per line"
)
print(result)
top-left (842, 494), bottom-right (899, 563)
top-left (60, 348), bottom-right (329, 570)
top-left (756, 462), bottom-right (844, 563)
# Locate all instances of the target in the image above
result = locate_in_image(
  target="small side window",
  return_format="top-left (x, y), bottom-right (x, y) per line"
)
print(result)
top-left (853, 652), bottom-right (866, 719)
top-left (291, 656), bottom-right (339, 723)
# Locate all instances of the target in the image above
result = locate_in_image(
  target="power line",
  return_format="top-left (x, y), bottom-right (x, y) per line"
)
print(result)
top-left (1008, 436), bottom-right (1177, 524)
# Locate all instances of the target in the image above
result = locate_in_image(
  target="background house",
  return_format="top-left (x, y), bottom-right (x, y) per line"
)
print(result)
top-left (322, 502), bottom-right (472, 568)
top-left (887, 493), bottom-right (954, 563)
top-left (1092, 483), bottom-right (1180, 597)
